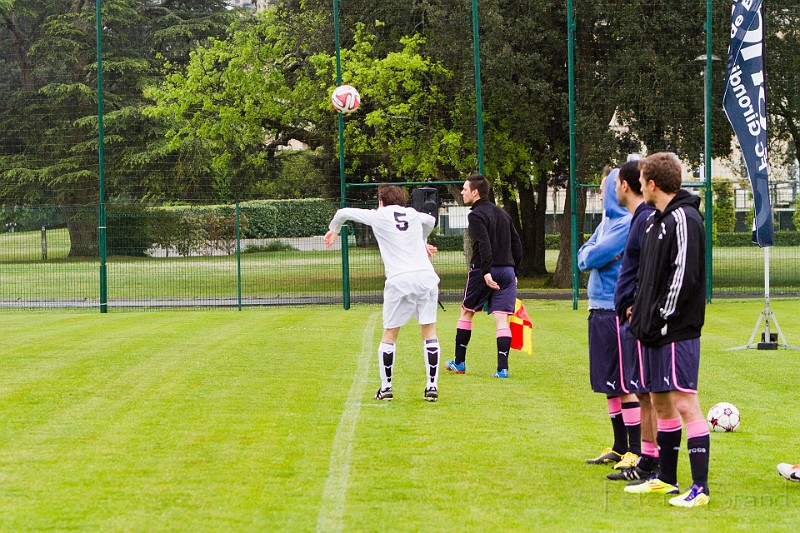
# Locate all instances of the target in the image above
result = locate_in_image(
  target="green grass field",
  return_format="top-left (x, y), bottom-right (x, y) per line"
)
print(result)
top-left (1, 299), bottom-right (799, 531)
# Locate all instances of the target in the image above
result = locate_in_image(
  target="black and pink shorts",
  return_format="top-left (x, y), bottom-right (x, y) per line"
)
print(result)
top-left (461, 266), bottom-right (516, 315)
top-left (643, 338), bottom-right (700, 394)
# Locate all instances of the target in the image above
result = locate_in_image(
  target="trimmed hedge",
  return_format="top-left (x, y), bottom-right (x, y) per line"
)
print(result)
top-left (716, 231), bottom-right (800, 247)
top-left (428, 233), bottom-right (463, 251)
top-left (145, 205), bottom-right (242, 257)
top-left (239, 199), bottom-right (337, 238)
top-left (430, 233), bottom-right (564, 251)
top-left (0, 205), bottom-right (65, 232)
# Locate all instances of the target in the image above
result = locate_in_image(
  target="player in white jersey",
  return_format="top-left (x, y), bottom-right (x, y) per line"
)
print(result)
top-left (324, 185), bottom-right (441, 402)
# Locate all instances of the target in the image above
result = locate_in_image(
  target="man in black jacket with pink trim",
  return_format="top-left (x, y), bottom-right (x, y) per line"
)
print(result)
top-left (445, 174), bottom-right (523, 378)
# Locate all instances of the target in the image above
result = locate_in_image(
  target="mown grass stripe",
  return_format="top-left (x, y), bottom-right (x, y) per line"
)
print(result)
top-left (316, 311), bottom-right (378, 532)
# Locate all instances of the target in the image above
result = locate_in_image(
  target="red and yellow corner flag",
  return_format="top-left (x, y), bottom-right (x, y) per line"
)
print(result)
top-left (509, 299), bottom-right (532, 354)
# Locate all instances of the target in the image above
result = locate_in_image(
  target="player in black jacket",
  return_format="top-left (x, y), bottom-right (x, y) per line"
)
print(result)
top-left (624, 152), bottom-right (710, 508)
top-left (445, 174), bottom-right (523, 378)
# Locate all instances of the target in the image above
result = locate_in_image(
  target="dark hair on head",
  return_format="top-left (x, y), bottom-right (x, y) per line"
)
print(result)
top-left (619, 160), bottom-right (643, 195)
top-left (466, 174), bottom-right (490, 199)
top-left (638, 152), bottom-right (682, 194)
top-left (378, 184), bottom-right (407, 207)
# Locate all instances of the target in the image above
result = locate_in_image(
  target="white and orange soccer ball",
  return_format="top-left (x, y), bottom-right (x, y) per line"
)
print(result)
top-left (707, 402), bottom-right (741, 432)
top-left (331, 84), bottom-right (361, 114)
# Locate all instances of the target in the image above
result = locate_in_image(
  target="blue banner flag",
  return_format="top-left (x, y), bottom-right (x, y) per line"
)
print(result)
top-left (723, 0), bottom-right (773, 247)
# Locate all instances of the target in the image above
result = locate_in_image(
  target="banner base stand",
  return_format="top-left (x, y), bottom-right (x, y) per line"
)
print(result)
top-left (727, 247), bottom-right (798, 351)
top-left (727, 309), bottom-right (800, 351)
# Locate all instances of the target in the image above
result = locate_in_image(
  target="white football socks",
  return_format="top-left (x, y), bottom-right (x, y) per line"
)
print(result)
top-left (378, 342), bottom-right (395, 390)
top-left (425, 339), bottom-right (440, 389)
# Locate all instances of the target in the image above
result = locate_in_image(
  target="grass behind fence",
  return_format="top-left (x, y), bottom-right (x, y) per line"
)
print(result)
top-left (0, 300), bottom-right (799, 530)
top-left (0, 228), bottom-right (798, 305)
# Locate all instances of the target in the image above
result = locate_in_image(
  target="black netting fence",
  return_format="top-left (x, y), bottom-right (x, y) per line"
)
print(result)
top-left (0, 1), bottom-right (797, 310)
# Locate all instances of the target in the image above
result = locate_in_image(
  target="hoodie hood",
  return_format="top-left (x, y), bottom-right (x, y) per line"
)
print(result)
top-left (662, 189), bottom-right (703, 219)
top-left (603, 169), bottom-right (629, 219)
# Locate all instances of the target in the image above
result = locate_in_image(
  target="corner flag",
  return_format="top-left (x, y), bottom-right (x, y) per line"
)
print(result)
top-left (510, 299), bottom-right (532, 354)
top-left (723, 0), bottom-right (773, 247)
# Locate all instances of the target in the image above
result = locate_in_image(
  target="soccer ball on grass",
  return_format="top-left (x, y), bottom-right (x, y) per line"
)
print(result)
top-left (331, 84), bottom-right (361, 114)
top-left (706, 402), bottom-right (741, 432)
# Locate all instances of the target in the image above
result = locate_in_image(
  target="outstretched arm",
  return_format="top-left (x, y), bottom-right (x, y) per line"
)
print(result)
top-left (325, 208), bottom-right (377, 247)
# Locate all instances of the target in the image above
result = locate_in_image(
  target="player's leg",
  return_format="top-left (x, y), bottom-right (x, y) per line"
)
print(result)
top-left (420, 323), bottom-right (439, 401)
top-left (487, 266), bottom-right (516, 378)
top-left (616, 393), bottom-right (641, 469)
top-left (609, 390), bottom-right (656, 482)
top-left (376, 278), bottom-right (413, 401)
top-left (637, 393), bottom-right (659, 477)
top-left (667, 338), bottom-right (710, 507)
top-left (618, 337), bottom-right (659, 483)
top-left (669, 389), bottom-right (709, 506)
top-left (492, 311), bottom-right (511, 377)
top-left (417, 275), bottom-right (440, 401)
top-left (624, 388), bottom-right (681, 494)
top-left (449, 268), bottom-right (490, 373)
top-left (615, 318), bottom-right (642, 465)
top-left (625, 343), bottom-right (681, 495)
top-left (447, 307), bottom-right (473, 374)
top-left (375, 327), bottom-right (399, 400)
top-left (586, 309), bottom-right (626, 464)
top-left (650, 390), bottom-right (681, 487)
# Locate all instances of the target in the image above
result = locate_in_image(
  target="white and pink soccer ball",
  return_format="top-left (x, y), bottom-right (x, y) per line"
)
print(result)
top-left (707, 402), bottom-right (741, 432)
top-left (331, 84), bottom-right (361, 114)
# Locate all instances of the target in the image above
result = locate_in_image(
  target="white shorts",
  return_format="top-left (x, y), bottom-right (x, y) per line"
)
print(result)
top-left (382, 271), bottom-right (440, 329)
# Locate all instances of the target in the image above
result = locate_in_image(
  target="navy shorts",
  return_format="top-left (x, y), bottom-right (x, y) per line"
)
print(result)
top-left (644, 338), bottom-right (700, 394)
top-left (461, 266), bottom-right (516, 315)
top-left (619, 319), bottom-right (647, 394)
top-left (588, 309), bottom-right (623, 394)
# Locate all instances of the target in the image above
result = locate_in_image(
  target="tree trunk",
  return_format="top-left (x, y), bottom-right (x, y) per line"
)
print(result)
top-left (503, 177), bottom-right (538, 277)
top-left (62, 206), bottom-right (98, 257)
top-left (551, 186), bottom-right (587, 288)
top-left (2, 14), bottom-right (34, 92)
top-left (531, 175), bottom-right (549, 275)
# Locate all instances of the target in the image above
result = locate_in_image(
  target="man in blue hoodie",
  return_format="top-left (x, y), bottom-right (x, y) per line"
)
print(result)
top-left (578, 169), bottom-right (640, 469)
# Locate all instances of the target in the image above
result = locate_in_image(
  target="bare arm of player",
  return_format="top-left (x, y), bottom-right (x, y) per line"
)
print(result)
top-left (426, 243), bottom-right (438, 257)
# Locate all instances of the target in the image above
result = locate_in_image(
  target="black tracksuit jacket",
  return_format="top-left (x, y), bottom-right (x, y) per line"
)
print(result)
top-left (630, 190), bottom-right (706, 347)
top-left (467, 198), bottom-right (523, 275)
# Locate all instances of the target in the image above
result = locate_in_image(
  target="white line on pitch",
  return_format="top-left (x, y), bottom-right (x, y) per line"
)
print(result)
top-left (316, 312), bottom-right (377, 533)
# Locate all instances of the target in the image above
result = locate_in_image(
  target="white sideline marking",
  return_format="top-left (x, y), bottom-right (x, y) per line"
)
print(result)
top-left (316, 312), bottom-right (378, 533)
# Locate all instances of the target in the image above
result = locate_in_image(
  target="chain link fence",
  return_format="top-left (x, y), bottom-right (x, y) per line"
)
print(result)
top-left (0, 2), bottom-right (797, 310)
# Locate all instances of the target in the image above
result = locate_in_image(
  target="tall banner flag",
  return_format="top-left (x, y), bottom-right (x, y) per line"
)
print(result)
top-left (723, 0), bottom-right (773, 247)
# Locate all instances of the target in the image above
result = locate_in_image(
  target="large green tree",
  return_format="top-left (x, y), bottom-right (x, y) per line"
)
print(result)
top-left (0, 0), bottom-right (233, 255)
top-left (143, 11), bottom-right (472, 199)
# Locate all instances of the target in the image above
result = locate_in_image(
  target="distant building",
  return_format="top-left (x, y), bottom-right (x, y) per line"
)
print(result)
top-left (228, 0), bottom-right (256, 8)
top-left (228, 0), bottom-right (275, 11)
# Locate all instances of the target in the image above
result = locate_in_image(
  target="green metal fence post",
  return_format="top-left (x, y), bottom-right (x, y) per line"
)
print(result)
top-left (96, 0), bottom-right (107, 313)
top-left (567, 0), bottom-right (579, 310)
top-left (236, 201), bottom-right (242, 311)
top-left (471, 0), bottom-right (485, 175)
top-left (333, 0), bottom-right (350, 309)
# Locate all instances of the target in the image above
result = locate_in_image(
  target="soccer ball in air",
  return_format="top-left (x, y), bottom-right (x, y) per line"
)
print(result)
top-left (707, 402), bottom-right (741, 432)
top-left (331, 84), bottom-right (361, 114)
